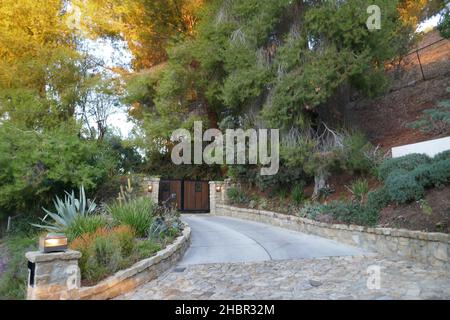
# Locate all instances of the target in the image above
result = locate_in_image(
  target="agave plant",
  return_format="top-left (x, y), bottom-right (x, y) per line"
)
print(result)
top-left (33, 186), bottom-right (97, 232)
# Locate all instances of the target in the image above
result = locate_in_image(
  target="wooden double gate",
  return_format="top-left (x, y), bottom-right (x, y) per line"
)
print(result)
top-left (159, 180), bottom-right (210, 212)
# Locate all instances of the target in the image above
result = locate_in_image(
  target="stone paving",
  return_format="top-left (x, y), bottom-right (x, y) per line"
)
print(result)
top-left (118, 255), bottom-right (449, 300)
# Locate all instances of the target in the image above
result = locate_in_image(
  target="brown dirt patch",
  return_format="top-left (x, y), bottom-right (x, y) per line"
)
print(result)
top-left (379, 186), bottom-right (450, 233)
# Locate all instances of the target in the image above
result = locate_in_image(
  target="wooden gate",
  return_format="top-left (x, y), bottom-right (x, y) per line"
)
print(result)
top-left (159, 180), bottom-right (210, 212)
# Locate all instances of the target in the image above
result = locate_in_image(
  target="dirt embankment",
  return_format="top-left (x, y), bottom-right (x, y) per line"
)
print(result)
top-left (343, 30), bottom-right (450, 151)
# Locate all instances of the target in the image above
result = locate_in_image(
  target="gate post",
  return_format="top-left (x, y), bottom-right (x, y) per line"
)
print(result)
top-left (144, 176), bottom-right (160, 204)
top-left (26, 250), bottom-right (81, 300)
top-left (209, 180), bottom-right (228, 215)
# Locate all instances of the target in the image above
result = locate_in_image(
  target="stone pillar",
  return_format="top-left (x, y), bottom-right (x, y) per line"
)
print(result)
top-left (26, 250), bottom-right (81, 300)
top-left (143, 176), bottom-right (161, 204)
top-left (209, 180), bottom-right (230, 214)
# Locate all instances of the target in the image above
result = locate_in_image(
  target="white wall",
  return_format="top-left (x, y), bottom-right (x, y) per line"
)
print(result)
top-left (392, 136), bottom-right (450, 158)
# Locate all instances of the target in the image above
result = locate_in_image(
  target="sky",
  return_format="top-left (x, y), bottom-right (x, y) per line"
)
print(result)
top-left (91, 10), bottom-right (445, 138)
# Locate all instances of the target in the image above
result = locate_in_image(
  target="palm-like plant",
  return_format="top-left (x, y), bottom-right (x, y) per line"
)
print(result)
top-left (33, 186), bottom-right (97, 232)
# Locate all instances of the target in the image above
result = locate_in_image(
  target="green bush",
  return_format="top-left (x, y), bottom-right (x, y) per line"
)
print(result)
top-left (378, 154), bottom-right (431, 181)
top-left (299, 202), bottom-right (325, 220)
top-left (348, 179), bottom-right (369, 203)
top-left (438, 10), bottom-right (450, 39)
top-left (70, 226), bottom-right (137, 284)
top-left (0, 235), bottom-right (37, 300)
top-left (226, 187), bottom-right (249, 205)
top-left (66, 215), bottom-right (109, 242)
top-left (291, 184), bottom-right (305, 206)
top-left (136, 240), bottom-right (161, 259)
top-left (366, 187), bottom-right (390, 211)
top-left (342, 132), bottom-right (374, 174)
top-left (324, 201), bottom-right (379, 226)
top-left (429, 159), bottom-right (450, 186)
top-left (108, 197), bottom-right (156, 237)
top-left (385, 170), bottom-right (424, 204)
top-left (434, 150), bottom-right (450, 162)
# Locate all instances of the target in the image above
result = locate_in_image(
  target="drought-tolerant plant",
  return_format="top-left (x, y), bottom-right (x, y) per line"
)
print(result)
top-left (385, 170), bottom-right (424, 204)
top-left (33, 186), bottom-right (97, 233)
top-left (70, 226), bottom-right (137, 284)
top-left (299, 202), bottom-right (325, 220)
top-left (347, 179), bottom-right (370, 203)
top-left (378, 154), bottom-right (431, 181)
top-left (407, 91), bottom-right (450, 134)
top-left (108, 197), bottom-right (156, 238)
top-left (291, 184), bottom-right (305, 206)
top-left (366, 187), bottom-right (390, 211)
top-left (65, 215), bottom-right (109, 242)
top-left (226, 187), bottom-right (249, 205)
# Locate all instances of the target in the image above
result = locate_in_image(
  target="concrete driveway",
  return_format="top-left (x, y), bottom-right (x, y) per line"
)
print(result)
top-left (180, 215), bottom-right (370, 266)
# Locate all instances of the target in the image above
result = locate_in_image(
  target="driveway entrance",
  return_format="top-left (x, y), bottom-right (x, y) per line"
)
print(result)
top-left (159, 180), bottom-right (209, 212)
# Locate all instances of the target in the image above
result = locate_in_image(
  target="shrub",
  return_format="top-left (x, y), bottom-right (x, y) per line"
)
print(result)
top-left (428, 159), bottom-right (450, 186)
top-left (385, 170), bottom-right (424, 204)
top-left (0, 235), bottom-right (37, 300)
top-left (342, 132), bottom-right (374, 174)
top-left (70, 226), bottom-right (137, 284)
top-left (348, 179), bottom-right (369, 203)
top-left (378, 154), bottom-right (431, 181)
top-left (108, 197), bottom-right (156, 237)
top-left (366, 187), bottom-right (390, 211)
top-left (434, 150), bottom-right (450, 162)
top-left (136, 240), bottom-right (161, 259)
top-left (299, 202), bottom-right (325, 220)
top-left (32, 186), bottom-right (97, 233)
top-left (65, 215), bottom-right (109, 242)
top-left (226, 187), bottom-right (249, 205)
top-left (291, 184), bottom-right (305, 205)
top-left (324, 201), bottom-right (379, 226)
top-left (438, 10), bottom-right (450, 39)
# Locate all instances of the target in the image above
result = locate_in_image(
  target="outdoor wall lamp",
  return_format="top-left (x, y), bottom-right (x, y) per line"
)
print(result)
top-left (215, 185), bottom-right (222, 192)
top-left (39, 233), bottom-right (68, 253)
top-left (148, 184), bottom-right (153, 193)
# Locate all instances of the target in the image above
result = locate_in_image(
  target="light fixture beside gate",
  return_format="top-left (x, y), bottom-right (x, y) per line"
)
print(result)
top-left (147, 184), bottom-right (153, 193)
top-left (215, 185), bottom-right (222, 192)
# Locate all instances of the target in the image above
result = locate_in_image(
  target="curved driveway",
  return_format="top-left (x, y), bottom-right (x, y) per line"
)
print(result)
top-left (180, 215), bottom-right (369, 266)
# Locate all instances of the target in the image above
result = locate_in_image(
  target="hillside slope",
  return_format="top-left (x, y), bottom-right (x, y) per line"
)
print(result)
top-left (344, 30), bottom-right (450, 151)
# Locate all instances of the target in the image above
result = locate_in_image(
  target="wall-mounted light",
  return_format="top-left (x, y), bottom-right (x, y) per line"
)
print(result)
top-left (148, 184), bottom-right (153, 193)
top-left (39, 233), bottom-right (68, 253)
top-left (215, 185), bottom-right (222, 192)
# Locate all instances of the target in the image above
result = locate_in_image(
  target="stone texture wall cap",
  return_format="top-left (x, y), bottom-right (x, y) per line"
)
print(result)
top-left (26, 250), bottom-right (81, 263)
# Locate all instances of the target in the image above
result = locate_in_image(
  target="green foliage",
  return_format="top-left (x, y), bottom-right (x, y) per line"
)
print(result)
top-left (342, 133), bottom-right (378, 174)
top-left (324, 201), bottom-right (379, 226)
top-left (378, 153), bottom-right (431, 181)
top-left (65, 215), bottom-right (109, 242)
top-left (299, 202), bottom-right (325, 220)
top-left (108, 197), bottom-right (156, 237)
top-left (407, 89), bottom-right (450, 133)
top-left (0, 235), bottom-right (37, 300)
top-left (434, 150), bottom-right (450, 161)
top-left (135, 240), bottom-right (161, 259)
top-left (226, 186), bottom-right (249, 205)
top-left (385, 170), bottom-right (425, 204)
top-left (438, 10), bottom-right (450, 38)
top-left (366, 187), bottom-right (391, 211)
top-left (32, 186), bottom-right (97, 233)
top-left (348, 179), bottom-right (370, 203)
top-left (291, 184), bottom-right (305, 206)
top-left (0, 124), bottom-right (118, 217)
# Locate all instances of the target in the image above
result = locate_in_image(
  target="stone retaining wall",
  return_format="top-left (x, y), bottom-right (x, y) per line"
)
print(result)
top-left (216, 205), bottom-right (449, 268)
top-left (26, 225), bottom-right (191, 300)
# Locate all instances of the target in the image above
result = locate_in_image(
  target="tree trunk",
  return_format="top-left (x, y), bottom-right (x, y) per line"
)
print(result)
top-left (312, 168), bottom-right (329, 200)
